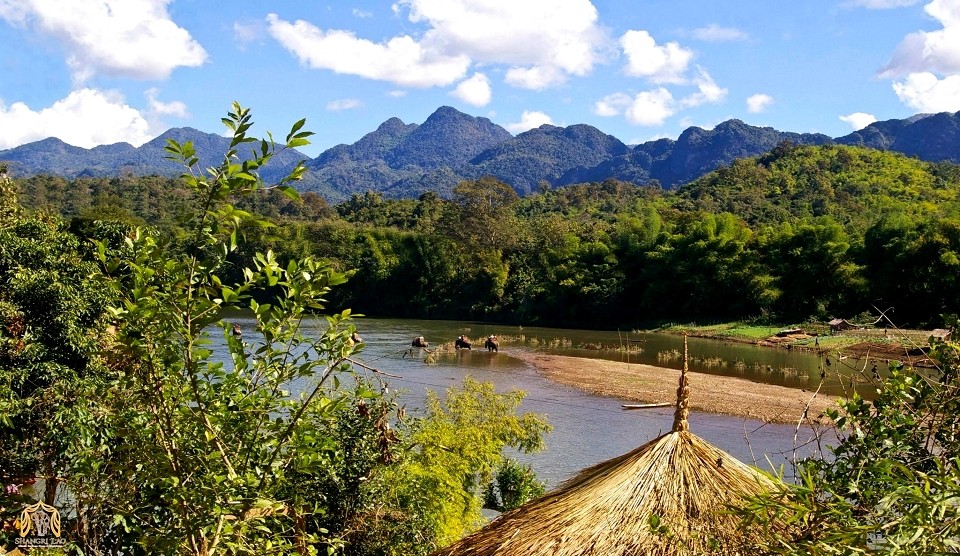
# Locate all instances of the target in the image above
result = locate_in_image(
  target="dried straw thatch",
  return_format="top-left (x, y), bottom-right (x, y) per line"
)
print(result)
top-left (432, 335), bottom-right (783, 556)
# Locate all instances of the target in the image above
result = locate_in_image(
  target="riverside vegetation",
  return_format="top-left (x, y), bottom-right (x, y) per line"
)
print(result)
top-left (2, 105), bottom-right (960, 554)
top-left (12, 141), bottom-right (960, 329)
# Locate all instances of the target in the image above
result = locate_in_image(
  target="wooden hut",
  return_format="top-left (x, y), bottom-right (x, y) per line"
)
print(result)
top-left (828, 318), bottom-right (854, 333)
top-left (431, 336), bottom-right (784, 556)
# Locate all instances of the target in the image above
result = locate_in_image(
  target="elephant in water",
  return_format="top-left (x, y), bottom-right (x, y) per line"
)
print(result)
top-left (485, 335), bottom-right (499, 352)
top-left (455, 335), bottom-right (472, 350)
top-left (412, 336), bottom-right (428, 348)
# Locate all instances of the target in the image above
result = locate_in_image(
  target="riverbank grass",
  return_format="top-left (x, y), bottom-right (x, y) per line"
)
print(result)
top-left (657, 322), bottom-right (862, 350)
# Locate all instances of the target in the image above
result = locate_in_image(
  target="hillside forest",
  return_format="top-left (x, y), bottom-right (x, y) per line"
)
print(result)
top-left (12, 141), bottom-right (960, 328)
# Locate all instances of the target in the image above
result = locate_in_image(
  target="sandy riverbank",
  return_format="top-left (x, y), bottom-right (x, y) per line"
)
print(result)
top-left (511, 351), bottom-right (839, 425)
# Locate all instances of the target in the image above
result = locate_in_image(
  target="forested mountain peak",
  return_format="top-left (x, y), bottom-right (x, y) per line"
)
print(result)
top-left (384, 105), bottom-right (512, 170)
top-left (468, 122), bottom-right (630, 195)
top-left (311, 116), bottom-right (418, 167)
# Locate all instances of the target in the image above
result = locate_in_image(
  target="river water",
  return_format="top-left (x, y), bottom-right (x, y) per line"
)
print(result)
top-left (228, 315), bottom-right (835, 488)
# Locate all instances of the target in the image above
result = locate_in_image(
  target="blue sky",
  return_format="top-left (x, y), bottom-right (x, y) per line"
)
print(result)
top-left (1, 0), bottom-right (959, 157)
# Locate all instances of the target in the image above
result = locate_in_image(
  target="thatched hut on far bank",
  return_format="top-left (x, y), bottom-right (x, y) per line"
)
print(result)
top-left (432, 336), bottom-right (785, 556)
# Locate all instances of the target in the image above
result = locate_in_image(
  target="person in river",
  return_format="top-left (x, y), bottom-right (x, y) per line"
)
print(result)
top-left (232, 323), bottom-right (242, 339)
top-left (412, 336), bottom-right (428, 348)
top-left (485, 335), bottom-right (499, 352)
top-left (455, 335), bottom-right (472, 349)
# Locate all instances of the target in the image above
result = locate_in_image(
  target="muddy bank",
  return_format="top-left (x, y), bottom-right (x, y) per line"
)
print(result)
top-left (512, 351), bottom-right (838, 425)
top-left (674, 326), bottom-right (944, 367)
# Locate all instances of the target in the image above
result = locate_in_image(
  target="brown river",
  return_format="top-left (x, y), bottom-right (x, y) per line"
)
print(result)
top-left (225, 316), bottom-right (840, 487)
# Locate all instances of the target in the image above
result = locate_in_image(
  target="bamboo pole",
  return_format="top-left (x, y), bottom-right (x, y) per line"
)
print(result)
top-left (672, 333), bottom-right (690, 432)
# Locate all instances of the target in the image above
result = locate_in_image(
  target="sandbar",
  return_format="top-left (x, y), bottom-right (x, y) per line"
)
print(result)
top-left (512, 351), bottom-right (838, 425)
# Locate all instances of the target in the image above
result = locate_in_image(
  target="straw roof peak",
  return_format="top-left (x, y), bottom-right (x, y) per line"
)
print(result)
top-left (432, 333), bottom-right (785, 556)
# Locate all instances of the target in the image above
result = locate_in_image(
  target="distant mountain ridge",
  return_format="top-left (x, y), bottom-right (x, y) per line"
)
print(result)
top-left (3, 107), bottom-right (959, 202)
top-left (0, 127), bottom-right (309, 185)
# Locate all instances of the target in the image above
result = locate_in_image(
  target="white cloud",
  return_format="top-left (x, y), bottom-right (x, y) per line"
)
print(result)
top-left (691, 24), bottom-right (748, 42)
top-left (352, 8), bottom-right (372, 18)
top-left (839, 112), bottom-right (878, 129)
top-left (233, 21), bottom-right (261, 45)
top-left (679, 67), bottom-right (727, 107)
top-left (625, 88), bottom-right (676, 126)
top-left (620, 30), bottom-right (693, 84)
top-left (0, 88), bottom-right (152, 149)
top-left (326, 98), bottom-right (363, 111)
top-left (506, 110), bottom-right (555, 133)
top-left (891, 71), bottom-right (960, 111)
top-left (268, 1), bottom-right (607, 91)
top-left (593, 92), bottom-right (632, 116)
top-left (878, 1), bottom-right (960, 112)
top-left (266, 13), bottom-right (470, 88)
top-left (0, 0), bottom-right (207, 82)
top-left (145, 88), bottom-right (187, 118)
top-left (504, 66), bottom-right (568, 90)
top-left (746, 93), bottom-right (774, 113)
top-left (397, 0), bottom-right (606, 88)
top-left (595, 70), bottom-right (724, 127)
top-left (387, 90), bottom-right (408, 98)
top-left (0, 2), bottom-right (30, 21)
top-left (451, 73), bottom-right (492, 107)
top-left (879, 0), bottom-right (960, 78)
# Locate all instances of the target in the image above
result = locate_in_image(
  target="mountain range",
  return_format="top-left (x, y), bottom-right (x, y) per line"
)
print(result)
top-left (2, 106), bottom-right (959, 202)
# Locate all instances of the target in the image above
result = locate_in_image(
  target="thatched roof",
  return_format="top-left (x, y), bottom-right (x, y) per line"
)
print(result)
top-left (931, 328), bottom-right (952, 340)
top-left (432, 336), bottom-right (784, 556)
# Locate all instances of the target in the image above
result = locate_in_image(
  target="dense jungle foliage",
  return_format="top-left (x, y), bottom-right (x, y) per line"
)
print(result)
top-left (15, 142), bottom-right (960, 328)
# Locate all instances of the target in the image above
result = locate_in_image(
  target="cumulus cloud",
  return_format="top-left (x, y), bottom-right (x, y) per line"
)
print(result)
top-left (451, 73), bottom-right (492, 107)
top-left (596, 70), bottom-right (724, 126)
top-left (625, 88), bottom-right (676, 126)
top-left (609, 29), bottom-right (729, 127)
top-left (891, 71), bottom-right (960, 111)
top-left (620, 30), bottom-right (693, 84)
top-left (879, 0), bottom-right (960, 78)
top-left (593, 92), bottom-right (632, 116)
top-left (840, 112), bottom-right (878, 129)
top-left (878, 0), bottom-right (960, 112)
top-left (267, 1), bottom-right (606, 90)
top-left (0, 88), bottom-right (153, 149)
top-left (326, 98), bottom-right (363, 111)
top-left (690, 24), bottom-right (748, 42)
top-left (746, 93), bottom-right (774, 113)
top-left (0, 0), bottom-right (206, 82)
top-left (398, 0), bottom-right (605, 86)
top-left (504, 66), bottom-right (568, 90)
top-left (680, 68), bottom-right (727, 107)
top-left (266, 14), bottom-right (469, 87)
top-left (145, 88), bottom-right (187, 118)
top-left (506, 110), bottom-right (555, 133)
